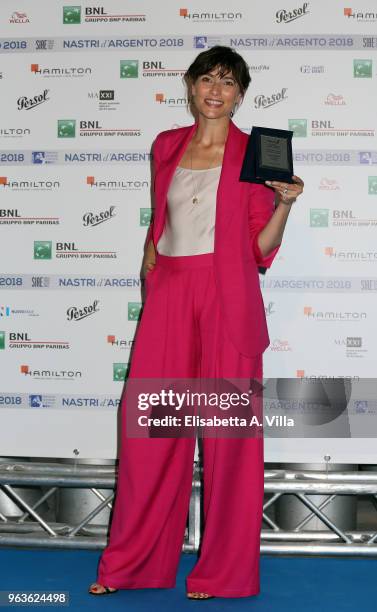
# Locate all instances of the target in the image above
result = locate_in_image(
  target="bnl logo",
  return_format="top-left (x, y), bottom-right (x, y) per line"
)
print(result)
top-left (63, 6), bottom-right (81, 24)
top-left (113, 363), bottom-right (127, 381)
top-left (369, 177), bottom-right (377, 194)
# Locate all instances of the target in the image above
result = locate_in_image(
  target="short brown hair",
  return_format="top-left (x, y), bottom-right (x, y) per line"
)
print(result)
top-left (184, 45), bottom-right (251, 98)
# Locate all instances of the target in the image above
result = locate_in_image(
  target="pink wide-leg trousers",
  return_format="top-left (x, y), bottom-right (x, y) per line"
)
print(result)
top-left (97, 252), bottom-right (264, 598)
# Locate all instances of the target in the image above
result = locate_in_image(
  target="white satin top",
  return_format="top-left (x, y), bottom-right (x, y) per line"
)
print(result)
top-left (156, 165), bottom-right (221, 256)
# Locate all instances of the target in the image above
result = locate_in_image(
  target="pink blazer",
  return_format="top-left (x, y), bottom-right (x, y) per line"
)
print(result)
top-left (145, 120), bottom-right (280, 358)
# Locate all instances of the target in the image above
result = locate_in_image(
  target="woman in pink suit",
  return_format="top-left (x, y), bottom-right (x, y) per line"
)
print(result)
top-left (89, 46), bottom-right (304, 600)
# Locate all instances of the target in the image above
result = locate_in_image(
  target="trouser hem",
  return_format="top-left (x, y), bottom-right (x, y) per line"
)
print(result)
top-left (186, 581), bottom-right (260, 598)
top-left (97, 577), bottom-right (176, 589)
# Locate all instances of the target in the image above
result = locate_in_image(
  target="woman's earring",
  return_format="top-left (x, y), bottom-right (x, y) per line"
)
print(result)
top-left (230, 103), bottom-right (238, 118)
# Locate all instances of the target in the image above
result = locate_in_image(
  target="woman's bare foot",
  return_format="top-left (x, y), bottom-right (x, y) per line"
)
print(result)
top-left (88, 582), bottom-right (118, 595)
top-left (187, 592), bottom-right (214, 599)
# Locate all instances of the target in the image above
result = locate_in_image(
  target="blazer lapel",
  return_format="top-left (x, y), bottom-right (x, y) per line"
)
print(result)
top-left (153, 123), bottom-right (197, 245)
top-left (214, 120), bottom-right (248, 251)
top-left (153, 120), bottom-right (247, 250)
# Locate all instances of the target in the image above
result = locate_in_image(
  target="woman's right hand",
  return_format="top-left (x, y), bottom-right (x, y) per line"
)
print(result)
top-left (143, 258), bottom-right (156, 278)
top-left (142, 240), bottom-right (156, 278)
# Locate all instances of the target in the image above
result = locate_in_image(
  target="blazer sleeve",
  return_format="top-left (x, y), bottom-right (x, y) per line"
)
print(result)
top-left (145, 134), bottom-right (162, 247)
top-left (248, 183), bottom-right (280, 269)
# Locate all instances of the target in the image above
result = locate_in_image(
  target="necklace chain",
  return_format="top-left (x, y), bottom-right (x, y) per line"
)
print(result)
top-left (189, 145), bottom-right (221, 205)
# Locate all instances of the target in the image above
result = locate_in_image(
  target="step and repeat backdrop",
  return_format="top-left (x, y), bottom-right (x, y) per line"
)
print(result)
top-left (0, 0), bottom-right (376, 460)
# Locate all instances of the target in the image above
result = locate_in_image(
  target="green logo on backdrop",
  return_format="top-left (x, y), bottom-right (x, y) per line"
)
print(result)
top-left (58, 120), bottom-right (76, 138)
top-left (63, 6), bottom-right (81, 24)
top-left (120, 60), bottom-right (139, 78)
top-left (353, 59), bottom-right (372, 78)
top-left (140, 208), bottom-right (152, 226)
top-left (128, 302), bottom-right (142, 321)
top-left (0, 332), bottom-right (5, 350)
top-left (34, 241), bottom-right (52, 260)
top-left (368, 177), bottom-right (377, 194)
top-left (113, 363), bottom-right (127, 381)
top-left (310, 209), bottom-right (329, 227)
top-left (288, 119), bottom-right (307, 138)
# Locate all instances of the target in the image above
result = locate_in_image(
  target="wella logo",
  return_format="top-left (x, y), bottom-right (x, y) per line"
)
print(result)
top-left (324, 93), bottom-right (346, 106)
top-left (10, 11), bottom-right (30, 23)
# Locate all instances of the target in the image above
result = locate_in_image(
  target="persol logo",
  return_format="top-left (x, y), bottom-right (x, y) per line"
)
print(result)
top-left (254, 88), bottom-right (288, 109)
top-left (82, 205), bottom-right (116, 227)
top-left (276, 2), bottom-right (309, 23)
top-left (66, 300), bottom-right (100, 321)
top-left (17, 89), bottom-right (50, 111)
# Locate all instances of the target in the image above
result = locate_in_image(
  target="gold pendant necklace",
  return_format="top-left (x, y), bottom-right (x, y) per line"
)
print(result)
top-left (190, 146), bottom-right (220, 205)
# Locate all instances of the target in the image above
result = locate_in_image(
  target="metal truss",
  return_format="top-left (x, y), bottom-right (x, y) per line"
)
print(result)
top-left (1, 460), bottom-right (377, 556)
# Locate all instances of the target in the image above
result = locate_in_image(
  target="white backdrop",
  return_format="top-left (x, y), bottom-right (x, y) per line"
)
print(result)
top-left (0, 0), bottom-right (376, 460)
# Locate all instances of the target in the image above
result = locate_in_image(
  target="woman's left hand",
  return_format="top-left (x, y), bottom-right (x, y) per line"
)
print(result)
top-left (265, 175), bottom-right (304, 206)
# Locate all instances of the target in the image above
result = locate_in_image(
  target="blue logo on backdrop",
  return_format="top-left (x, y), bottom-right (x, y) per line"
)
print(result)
top-left (359, 151), bottom-right (377, 165)
top-left (32, 151), bottom-right (58, 164)
top-left (29, 394), bottom-right (55, 408)
top-left (32, 152), bottom-right (45, 164)
top-left (194, 36), bottom-right (207, 48)
top-left (29, 394), bottom-right (43, 407)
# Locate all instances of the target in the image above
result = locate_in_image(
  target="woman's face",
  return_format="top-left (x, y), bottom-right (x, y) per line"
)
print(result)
top-left (191, 67), bottom-right (242, 120)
